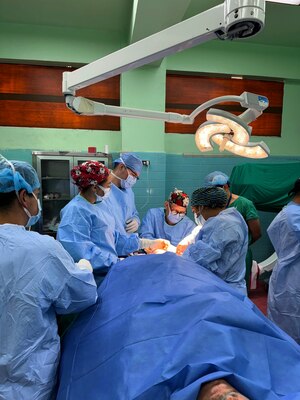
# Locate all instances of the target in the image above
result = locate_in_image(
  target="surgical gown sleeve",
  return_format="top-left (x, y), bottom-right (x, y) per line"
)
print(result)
top-left (286, 204), bottom-right (300, 239)
top-left (115, 231), bottom-right (140, 256)
top-left (139, 208), bottom-right (157, 240)
top-left (45, 241), bottom-right (97, 314)
top-left (57, 197), bottom-right (118, 271)
top-left (183, 221), bottom-right (233, 272)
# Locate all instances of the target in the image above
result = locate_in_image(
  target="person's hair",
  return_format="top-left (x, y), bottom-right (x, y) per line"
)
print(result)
top-left (0, 191), bottom-right (17, 210)
top-left (0, 189), bottom-right (35, 211)
top-left (191, 187), bottom-right (228, 209)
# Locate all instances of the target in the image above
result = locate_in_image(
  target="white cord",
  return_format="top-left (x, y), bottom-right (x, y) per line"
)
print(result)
top-left (140, 165), bottom-right (150, 210)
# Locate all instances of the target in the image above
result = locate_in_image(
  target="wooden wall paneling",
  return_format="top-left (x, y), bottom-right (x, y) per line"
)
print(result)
top-left (0, 63), bottom-right (120, 130)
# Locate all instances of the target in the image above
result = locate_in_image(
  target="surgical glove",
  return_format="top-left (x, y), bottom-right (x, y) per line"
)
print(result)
top-left (176, 238), bottom-right (191, 256)
top-left (176, 243), bottom-right (189, 256)
top-left (76, 259), bottom-right (93, 272)
top-left (125, 218), bottom-right (139, 233)
top-left (139, 238), bottom-right (170, 251)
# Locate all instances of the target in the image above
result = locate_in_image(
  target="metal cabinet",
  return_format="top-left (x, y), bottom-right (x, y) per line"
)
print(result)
top-left (32, 151), bottom-right (112, 235)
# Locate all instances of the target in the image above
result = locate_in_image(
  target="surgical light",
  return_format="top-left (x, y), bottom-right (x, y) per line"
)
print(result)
top-left (266, 0), bottom-right (300, 4)
top-left (62, 0), bottom-right (270, 158)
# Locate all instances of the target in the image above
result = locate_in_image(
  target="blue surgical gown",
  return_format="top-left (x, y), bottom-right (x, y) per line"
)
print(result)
top-left (139, 207), bottom-right (196, 246)
top-left (57, 253), bottom-right (300, 400)
top-left (57, 195), bottom-right (139, 271)
top-left (105, 183), bottom-right (140, 235)
top-left (183, 208), bottom-right (248, 294)
top-left (267, 202), bottom-right (300, 343)
top-left (0, 224), bottom-right (97, 400)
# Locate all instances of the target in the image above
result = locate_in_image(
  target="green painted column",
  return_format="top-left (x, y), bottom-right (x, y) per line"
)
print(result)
top-left (120, 63), bottom-right (166, 152)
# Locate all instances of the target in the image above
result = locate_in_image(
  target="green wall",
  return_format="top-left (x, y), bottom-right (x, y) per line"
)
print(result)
top-left (1, 22), bottom-right (299, 263)
top-left (1, 22), bottom-right (300, 156)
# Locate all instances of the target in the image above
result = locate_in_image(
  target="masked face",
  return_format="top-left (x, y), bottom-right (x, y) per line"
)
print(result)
top-left (194, 212), bottom-right (206, 227)
top-left (98, 185), bottom-right (111, 199)
top-left (23, 192), bottom-right (42, 227)
top-left (167, 212), bottom-right (185, 225)
top-left (120, 173), bottom-right (137, 189)
top-left (166, 202), bottom-right (186, 225)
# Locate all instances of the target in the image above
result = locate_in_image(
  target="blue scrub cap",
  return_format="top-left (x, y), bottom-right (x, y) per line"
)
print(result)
top-left (204, 171), bottom-right (229, 187)
top-left (0, 156), bottom-right (40, 194)
top-left (114, 153), bottom-right (143, 176)
top-left (191, 187), bottom-right (228, 209)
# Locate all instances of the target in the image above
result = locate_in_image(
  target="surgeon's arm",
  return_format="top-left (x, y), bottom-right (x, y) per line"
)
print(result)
top-left (57, 214), bottom-right (118, 271)
top-left (247, 218), bottom-right (261, 244)
top-left (139, 209), bottom-right (156, 240)
top-left (44, 241), bottom-right (98, 314)
top-left (198, 379), bottom-right (249, 400)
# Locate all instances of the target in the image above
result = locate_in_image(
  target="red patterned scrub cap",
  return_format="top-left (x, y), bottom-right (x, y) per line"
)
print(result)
top-left (168, 188), bottom-right (189, 207)
top-left (71, 160), bottom-right (110, 189)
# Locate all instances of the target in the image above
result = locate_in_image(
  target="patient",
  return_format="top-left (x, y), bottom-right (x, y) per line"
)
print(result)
top-left (57, 253), bottom-right (300, 400)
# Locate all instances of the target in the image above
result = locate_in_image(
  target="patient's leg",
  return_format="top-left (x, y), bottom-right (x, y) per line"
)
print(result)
top-left (197, 379), bottom-right (249, 400)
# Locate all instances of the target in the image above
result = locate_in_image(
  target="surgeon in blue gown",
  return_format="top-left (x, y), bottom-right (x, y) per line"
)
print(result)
top-left (57, 161), bottom-right (169, 284)
top-left (140, 188), bottom-right (196, 247)
top-left (182, 187), bottom-right (248, 295)
top-left (105, 153), bottom-right (142, 239)
top-left (0, 157), bottom-right (97, 400)
top-left (57, 252), bottom-right (300, 400)
top-left (267, 178), bottom-right (300, 344)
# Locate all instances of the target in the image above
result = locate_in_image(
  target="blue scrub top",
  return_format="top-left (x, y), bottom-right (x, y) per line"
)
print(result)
top-left (57, 195), bottom-right (140, 271)
top-left (139, 207), bottom-right (196, 246)
top-left (0, 224), bottom-right (97, 400)
top-left (105, 183), bottom-right (140, 235)
top-left (183, 208), bottom-right (248, 294)
top-left (267, 201), bottom-right (300, 343)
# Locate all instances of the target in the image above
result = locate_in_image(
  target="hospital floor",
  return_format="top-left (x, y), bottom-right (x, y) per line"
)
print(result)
top-left (248, 281), bottom-right (268, 315)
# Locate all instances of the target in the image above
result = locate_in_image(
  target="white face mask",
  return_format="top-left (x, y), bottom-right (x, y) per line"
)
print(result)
top-left (111, 170), bottom-right (137, 189)
top-left (167, 212), bottom-right (184, 225)
top-left (98, 185), bottom-right (111, 199)
top-left (194, 212), bottom-right (205, 227)
top-left (23, 193), bottom-right (42, 227)
top-left (121, 174), bottom-right (137, 189)
top-left (95, 194), bottom-right (103, 204)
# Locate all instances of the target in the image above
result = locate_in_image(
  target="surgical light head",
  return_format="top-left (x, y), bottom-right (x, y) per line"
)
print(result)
top-left (195, 92), bottom-right (270, 159)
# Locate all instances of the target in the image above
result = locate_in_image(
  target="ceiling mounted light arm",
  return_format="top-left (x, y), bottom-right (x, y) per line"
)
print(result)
top-left (62, 0), bottom-right (269, 159)
top-left (62, 0), bottom-right (266, 95)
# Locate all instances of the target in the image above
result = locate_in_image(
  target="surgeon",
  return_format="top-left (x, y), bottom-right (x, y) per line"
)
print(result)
top-left (57, 161), bottom-right (169, 284)
top-left (57, 253), bottom-right (300, 400)
top-left (267, 178), bottom-right (300, 344)
top-left (106, 152), bottom-right (142, 234)
top-left (204, 171), bottom-right (261, 291)
top-left (0, 156), bottom-right (98, 400)
top-left (139, 188), bottom-right (196, 248)
top-left (181, 187), bottom-right (248, 295)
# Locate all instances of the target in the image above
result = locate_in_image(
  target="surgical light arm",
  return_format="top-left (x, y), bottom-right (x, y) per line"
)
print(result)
top-left (63, 0), bottom-right (265, 95)
top-left (65, 92), bottom-right (267, 126)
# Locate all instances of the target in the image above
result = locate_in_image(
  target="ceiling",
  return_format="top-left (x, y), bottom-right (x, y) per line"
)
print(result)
top-left (0, 0), bottom-right (300, 49)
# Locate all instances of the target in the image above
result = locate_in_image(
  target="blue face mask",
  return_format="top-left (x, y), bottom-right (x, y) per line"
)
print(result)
top-left (120, 174), bottom-right (137, 189)
top-left (23, 193), bottom-right (42, 227)
top-left (167, 212), bottom-right (184, 225)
